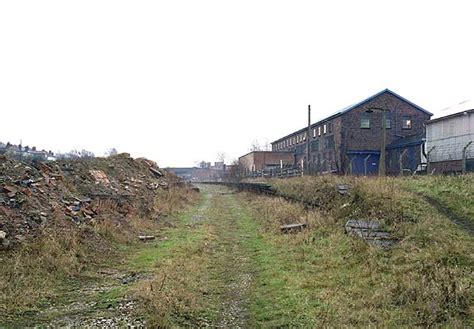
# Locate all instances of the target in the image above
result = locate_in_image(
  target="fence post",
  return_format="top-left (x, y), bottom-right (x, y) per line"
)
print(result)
top-left (399, 149), bottom-right (408, 176)
top-left (348, 155), bottom-right (355, 175)
top-left (462, 141), bottom-right (473, 174)
top-left (426, 146), bottom-right (436, 175)
top-left (364, 154), bottom-right (371, 175)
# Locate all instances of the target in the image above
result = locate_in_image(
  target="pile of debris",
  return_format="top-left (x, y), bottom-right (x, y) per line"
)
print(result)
top-left (345, 219), bottom-right (399, 250)
top-left (0, 153), bottom-right (173, 250)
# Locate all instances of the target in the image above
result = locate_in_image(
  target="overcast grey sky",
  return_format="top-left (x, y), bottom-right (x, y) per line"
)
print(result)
top-left (1, 1), bottom-right (473, 167)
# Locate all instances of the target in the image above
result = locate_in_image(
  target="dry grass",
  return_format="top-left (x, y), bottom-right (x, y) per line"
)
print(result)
top-left (154, 184), bottom-right (198, 217)
top-left (243, 175), bottom-right (473, 326)
top-left (0, 223), bottom-right (92, 315)
top-left (134, 249), bottom-right (212, 327)
top-left (0, 184), bottom-right (199, 321)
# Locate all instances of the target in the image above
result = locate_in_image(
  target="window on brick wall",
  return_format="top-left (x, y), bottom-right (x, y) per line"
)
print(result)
top-left (318, 126), bottom-right (321, 136)
top-left (323, 124), bottom-right (327, 134)
top-left (385, 113), bottom-right (391, 129)
top-left (328, 122), bottom-right (333, 133)
top-left (402, 116), bottom-right (412, 129)
top-left (360, 113), bottom-right (371, 128)
top-left (313, 128), bottom-right (316, 138)
top-left (325, 135), bottom-right (335, 149)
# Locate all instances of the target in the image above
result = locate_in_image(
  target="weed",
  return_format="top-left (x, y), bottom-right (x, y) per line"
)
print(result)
top-left (242, 174), bottom-right (473, 326)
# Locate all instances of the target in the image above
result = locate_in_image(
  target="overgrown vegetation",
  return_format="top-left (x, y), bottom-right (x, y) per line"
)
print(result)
top-left (132, 193), bottom-right (218, 327)
top-left (1, 175), bottom-right (473, 327)
top-left (242, 175), bottom-right (473, 326)
top-left (401, 174), bottom-right (474, 229)
top-left (0, 182), bottom-right (198, 326)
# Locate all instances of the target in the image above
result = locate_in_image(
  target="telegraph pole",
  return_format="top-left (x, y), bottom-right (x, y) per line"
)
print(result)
top-left (307, 105), bottom-right (311, 173)
top-left (380, 109), bottom-right (386, 176)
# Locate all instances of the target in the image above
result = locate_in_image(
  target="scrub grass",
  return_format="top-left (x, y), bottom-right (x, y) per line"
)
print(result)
top-left (401, 174), bottom-right (474, 228)
top-left (132, 194), bottom-right (219, 327)
top-left (241, 175), bottom-right (473, 327)
top-left (0, 184), bottom-right (199, 326)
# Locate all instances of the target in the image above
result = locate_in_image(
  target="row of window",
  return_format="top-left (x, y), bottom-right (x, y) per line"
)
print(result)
top-left (312, 123), bottom-right (333, 137)
top-left (275, 122), bottom-right (334, 151)
top-left (360, 113), bottom-right (412, 129)
top-left (275, 114), bottom-right (414, 151)
top-left (310, 135), bottom-right (335, 152)
top-left (275, 132), bottom-right (306, 150)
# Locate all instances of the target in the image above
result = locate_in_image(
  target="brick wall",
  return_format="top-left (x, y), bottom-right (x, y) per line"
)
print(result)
top-left (239, 151), bottom-right (293, 173)
top-left (271, 90), bottom-right (431, 174)
top-left (341, 93), bottom-right (430, 152)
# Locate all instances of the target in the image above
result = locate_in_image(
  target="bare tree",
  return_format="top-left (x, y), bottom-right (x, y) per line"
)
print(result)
top-left (263, 139), bottom-right (272, 151)
top-left (227, 159), bottom-right (242, 183)
top-left (105, 148), bottom-right (118, 157)
top-left (195, 160), bottom-right (210, 169)
top-left (217, 152), bottom-right (227, 163)
top-left (58, 149), bottom-right (95, 159)
top-left (249, 139), bottom-right (262, 152)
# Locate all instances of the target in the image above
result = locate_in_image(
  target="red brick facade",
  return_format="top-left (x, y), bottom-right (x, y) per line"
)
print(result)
top-left (271, 89), bottom-right (432, 174)
top-left (239, 151), bottom-right (293, 174)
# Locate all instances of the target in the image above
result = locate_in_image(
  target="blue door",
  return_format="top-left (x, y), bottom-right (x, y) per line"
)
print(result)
top-left (349, 152), bottom-right (380, 175)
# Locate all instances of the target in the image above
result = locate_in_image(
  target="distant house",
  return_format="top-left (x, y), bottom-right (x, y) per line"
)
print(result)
top-left (426, 108), bottom-right (474, 173)
top-left (0, 142), bottom-right (54, 161)
top-left (271, 89), bottom-right (432, 175)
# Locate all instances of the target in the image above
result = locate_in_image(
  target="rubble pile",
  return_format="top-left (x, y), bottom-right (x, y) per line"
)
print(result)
top-left (0, 153), bottom-right (173, 249)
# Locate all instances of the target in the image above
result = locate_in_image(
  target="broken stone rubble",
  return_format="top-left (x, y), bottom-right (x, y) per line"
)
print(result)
top-left (0, 153), bottom-right (177, 250)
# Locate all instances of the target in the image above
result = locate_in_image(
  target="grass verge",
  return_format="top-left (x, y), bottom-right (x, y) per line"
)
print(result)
top-left (240, 175), bottom-right (473, 327)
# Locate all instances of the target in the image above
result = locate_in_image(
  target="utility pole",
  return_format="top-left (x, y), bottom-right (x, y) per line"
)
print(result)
top-left (380, 109), bottom-right (386, 176)
top-left (366, 107), bottom-right (387, 176)
top-left (307, 105), bottom-right (311, 174)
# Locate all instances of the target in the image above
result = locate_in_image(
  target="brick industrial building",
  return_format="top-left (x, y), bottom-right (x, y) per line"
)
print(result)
top-left (271, 89), bottom-right (432, 175)
top-left (238, 151), bottom-right (293, 175)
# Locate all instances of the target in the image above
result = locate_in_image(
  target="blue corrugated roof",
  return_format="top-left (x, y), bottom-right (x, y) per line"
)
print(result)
top-left (271, 89), bottom-right (432, 144)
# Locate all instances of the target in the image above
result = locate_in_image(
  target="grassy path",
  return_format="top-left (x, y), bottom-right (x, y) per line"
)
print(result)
top-left (134, 184), bottom-right (264, 326)
top-left (127, 183), bottom-right (318, 326)
top-left (3, 182), bottom-right (472, 327)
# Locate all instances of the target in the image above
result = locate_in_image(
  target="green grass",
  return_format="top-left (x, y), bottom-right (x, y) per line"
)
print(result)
top-left (402, 174), bottom-right (474, 226)
top-left (241, 175), bottom-right (474, 327)
top-left (132, 188), bottom-right (222, 327)
top-left (240, 218), bottom-right (319, 327)
top-left (3, 178), bottom-right (472, 327)
top-left (0, 184), bottom-right (200, 327)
